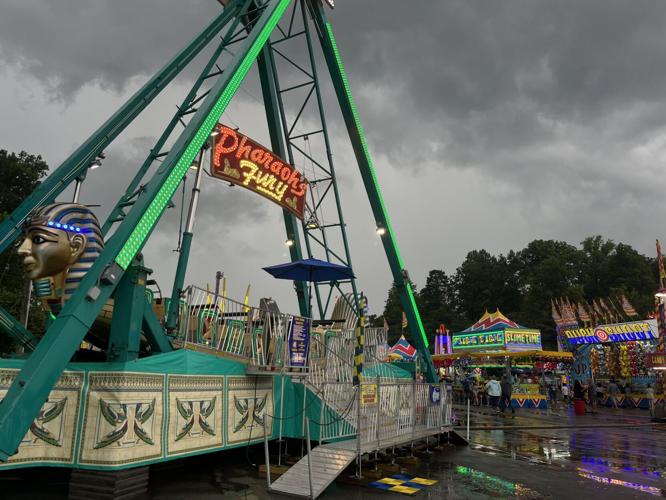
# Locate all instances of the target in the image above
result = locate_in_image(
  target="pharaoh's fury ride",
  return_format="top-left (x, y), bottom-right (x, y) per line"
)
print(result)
top-left (0, 1), bottom-right (448, 494)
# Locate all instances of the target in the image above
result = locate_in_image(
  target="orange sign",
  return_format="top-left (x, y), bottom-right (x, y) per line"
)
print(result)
top-left (648, 352), bottom-right (666, 369)
top-left (211, 125), bottom-right (308, 219)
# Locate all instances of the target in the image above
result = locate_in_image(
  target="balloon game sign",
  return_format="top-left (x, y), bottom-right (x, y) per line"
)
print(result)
top-left (563, 320), bottom-right (658, 345)
top-left (211, 125), bottom-right (308, 219)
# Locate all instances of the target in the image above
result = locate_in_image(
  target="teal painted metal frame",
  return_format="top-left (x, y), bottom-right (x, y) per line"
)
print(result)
top-left (0, 4), bottom-right (241, 256)
top-left (266, 0), bottom-right (361, 320)
top-left (0, 0), bottom-right (292, 461)
top-left (307, 0), bottom-right (436, 382)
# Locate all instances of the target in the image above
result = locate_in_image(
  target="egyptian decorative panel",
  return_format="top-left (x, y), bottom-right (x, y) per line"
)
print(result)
top-left (167, 375), bottom-right (224, 456)
top-left (0, 369), bottom-right (83, 466)
top-left (226, 376), bottom-right (273, 445)
top-left (79, 372), bottom-right (164, 466)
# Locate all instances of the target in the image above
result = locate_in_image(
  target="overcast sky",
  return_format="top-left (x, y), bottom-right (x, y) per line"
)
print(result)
top-left (2, 0), bottom-right (666, 318)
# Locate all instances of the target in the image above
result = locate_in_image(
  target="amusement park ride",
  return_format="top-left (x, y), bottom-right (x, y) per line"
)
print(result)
top-left (0, 1), bottom-right (451, 497)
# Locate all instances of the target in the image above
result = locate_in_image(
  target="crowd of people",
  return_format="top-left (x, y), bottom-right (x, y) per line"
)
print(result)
top-left (449, 370), bottom-right (660, 416)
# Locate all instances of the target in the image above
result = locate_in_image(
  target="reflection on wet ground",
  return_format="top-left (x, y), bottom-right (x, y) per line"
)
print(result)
top-left (452, 465), bottom-right (542, 498)
top-left (3, 407), bottom-right (666, 499)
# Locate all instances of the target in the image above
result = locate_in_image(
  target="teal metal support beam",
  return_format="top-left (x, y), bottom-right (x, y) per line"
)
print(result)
top-left (308, 1), bottom-right (436, 383)
top-left (166, 231), bottom-right (193, 332)
top-left (107, 258), bottom-right (149, 363)
top-left (0, 304), bottom-right (37, 352)
top-left (255, 42), bottom-right (310, 317)
top-left (101, 0), bottom-right (251, 235)
top-left (0, 0), bottom-right (291, 461)
top-left (142, 306), bottom-right (173, 353)
top-left (0, 3), bottom-right (240, 255)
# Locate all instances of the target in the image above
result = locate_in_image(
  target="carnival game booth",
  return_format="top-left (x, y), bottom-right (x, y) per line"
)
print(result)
top-left (563, 319), bottom-right (660, 409)
top-left (433, 309), bottom-right (563, 409)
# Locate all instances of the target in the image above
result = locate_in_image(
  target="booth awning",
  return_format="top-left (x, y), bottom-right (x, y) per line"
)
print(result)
top-left (388, 336), bottom-right (417, 360)
top-left (432, 350), bottom-right (573, 362)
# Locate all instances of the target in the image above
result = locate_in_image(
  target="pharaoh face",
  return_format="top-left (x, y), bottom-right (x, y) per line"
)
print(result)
top-left (17, 225), bottom-right (86, 280)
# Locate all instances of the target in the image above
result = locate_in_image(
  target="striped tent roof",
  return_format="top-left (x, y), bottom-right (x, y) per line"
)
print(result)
top-left (388, 335), bottom-right (417, 360)
top-left (463, 309), bottom-right (523, 332)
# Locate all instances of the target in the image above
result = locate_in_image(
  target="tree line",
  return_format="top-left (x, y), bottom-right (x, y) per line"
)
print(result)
top-left (379, 237), bottom-right (659, 350)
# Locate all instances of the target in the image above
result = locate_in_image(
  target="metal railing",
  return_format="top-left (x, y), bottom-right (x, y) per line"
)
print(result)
top-left (176, 285), bottom-right (311, 372)
top-left (313, 379), bottom-right (453, 450)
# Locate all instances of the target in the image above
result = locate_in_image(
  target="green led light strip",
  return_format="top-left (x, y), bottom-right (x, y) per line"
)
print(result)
top-left (115, 0), bottom-right (290, 270)
top-left (324, 22), bottom-right (429, 347)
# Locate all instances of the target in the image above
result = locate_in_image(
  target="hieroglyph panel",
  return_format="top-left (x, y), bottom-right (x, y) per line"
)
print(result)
top-left (226, 376), bottom-right (273, 445)
top-left (167, 375), bottom-right (224, 456)
top-left (0, 369), bottom-right (84, 465)
top-left (79, 372), bottom-right (164, 466)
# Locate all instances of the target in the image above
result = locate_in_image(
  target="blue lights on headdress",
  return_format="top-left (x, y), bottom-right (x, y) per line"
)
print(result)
top-left (47, 221), bottom-right (83, 233)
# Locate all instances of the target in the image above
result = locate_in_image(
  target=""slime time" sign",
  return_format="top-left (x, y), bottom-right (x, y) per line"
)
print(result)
top-left (211, 125), bottom-right (308, 219)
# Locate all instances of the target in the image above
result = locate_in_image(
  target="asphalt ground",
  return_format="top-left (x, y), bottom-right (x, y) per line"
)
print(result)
top-left (2, 404), bottom-right (665, 499)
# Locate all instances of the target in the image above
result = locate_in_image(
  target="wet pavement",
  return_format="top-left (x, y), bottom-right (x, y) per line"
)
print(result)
top-left (3, 405), bottom-right (666, 499)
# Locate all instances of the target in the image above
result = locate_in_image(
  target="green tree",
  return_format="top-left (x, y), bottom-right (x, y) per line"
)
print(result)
top-left (0, 150), bottom-right (49, 354)
top-left (513, 240), bottom-right (584, 349)
top-left (381, 279), bottom-right (418, 344)
top-left (418, 270), bottom-right (466, 337)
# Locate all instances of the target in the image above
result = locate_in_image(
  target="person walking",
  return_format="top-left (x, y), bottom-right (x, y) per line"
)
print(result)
top-left (595, 382), bottom-right (605, 406)
top-left (548, 382), bottom-right (557, 411)
top-left (472, 380), bottom-right (480, 406)
top-left (607, 379), bottom-right (620, 409)
top-left (485, 377), bottom-right (502, 413)
top-left (500, 375), bottom-right (515, 416)
top-left (462, 376), bottom-right (472, 403)
top-left (646, 384), bottom-right (655, 416)
top-left (561, 383), bottom-right (570, 405)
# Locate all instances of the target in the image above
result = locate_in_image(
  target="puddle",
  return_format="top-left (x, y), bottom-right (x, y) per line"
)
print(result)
top-left (452, 465), bottom-right (544, 499)
top-left (577, 468), bottom-right (665, 497)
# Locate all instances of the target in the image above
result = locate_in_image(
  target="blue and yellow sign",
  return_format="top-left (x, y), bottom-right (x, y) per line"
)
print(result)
top-left (563, 320), bottom-right (658, 345)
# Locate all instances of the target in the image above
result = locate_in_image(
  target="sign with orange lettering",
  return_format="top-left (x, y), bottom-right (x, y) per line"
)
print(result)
top-left (211, 125), bottom-right (308, 219)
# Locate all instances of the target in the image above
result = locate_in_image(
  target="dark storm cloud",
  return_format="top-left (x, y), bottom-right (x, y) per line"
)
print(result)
top-left (328, 1), bottom-right (666, 166)
top-left (3, 0), bottom-right (666, 311)
top-left (0, 0), bottom-right (219, 98)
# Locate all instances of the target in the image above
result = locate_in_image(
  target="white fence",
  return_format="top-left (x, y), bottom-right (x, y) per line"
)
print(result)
top-left (313, 379), bottom-right (452, 450)
top-left (176, 285), bottom-right (310, 372)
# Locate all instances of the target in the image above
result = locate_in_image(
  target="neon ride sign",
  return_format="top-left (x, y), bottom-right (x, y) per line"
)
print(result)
top-left (211, 125), bottom-right (308, 219)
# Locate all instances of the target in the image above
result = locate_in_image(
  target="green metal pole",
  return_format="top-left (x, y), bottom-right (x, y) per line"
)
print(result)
top-left (0, 3), bottom-right (241, 254)
top-left (298, 0), bottom-right (360, 317)
top-left (255, 44), bottom-right (310, 317)
top-left (0, 0), bottom-right (292, 461)
top-left (101, 0), bottom-right (250, 235)
top-left (307, 1), bottom-right (436, 383)
top-left (0, 305), bottom-right (37, 352)
top-left (165, 148), bottom-right (205, 332)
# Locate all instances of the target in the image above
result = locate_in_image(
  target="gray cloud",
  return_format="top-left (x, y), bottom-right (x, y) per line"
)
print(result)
top-left (2, 0), bottom-right (666, 316)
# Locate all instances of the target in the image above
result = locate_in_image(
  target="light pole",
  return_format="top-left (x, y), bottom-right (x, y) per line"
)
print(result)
top-left (72, 154), bottom-right (104, 203)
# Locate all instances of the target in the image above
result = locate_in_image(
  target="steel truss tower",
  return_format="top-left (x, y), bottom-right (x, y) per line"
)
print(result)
top-left (0, 0), bottom-right (436, 461)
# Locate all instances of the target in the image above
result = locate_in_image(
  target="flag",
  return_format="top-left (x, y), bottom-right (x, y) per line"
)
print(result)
top-left (383, 316), bottom-right (389, 332)
top-left (561, 297), bottom-right (577, 325)
top-left (577, 302), bottom-right (591, 324)
top-left (243, 284), bottom-right (251, 313)
top-left (599, 298), bottom-right (614, 322)
top-left (551, 299), bottom-right (563, 325)
top-left (592, 299), bottom-right (606, 323)
top-left (206, 283), bottom-right (212, 305)
top-left (621, 295), bottom-right (638, 317)
top-left (402, 311), bottom-right (408, 330)
top-left (658, 240), bottom-right (666, 284)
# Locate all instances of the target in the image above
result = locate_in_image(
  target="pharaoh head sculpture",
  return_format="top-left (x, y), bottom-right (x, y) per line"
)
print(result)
top-left (18, 203), bottom-right (103, 311)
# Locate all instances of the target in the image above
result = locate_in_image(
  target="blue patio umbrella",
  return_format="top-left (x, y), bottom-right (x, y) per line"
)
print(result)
top-left (262, 258), bottom-right (354, 316)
